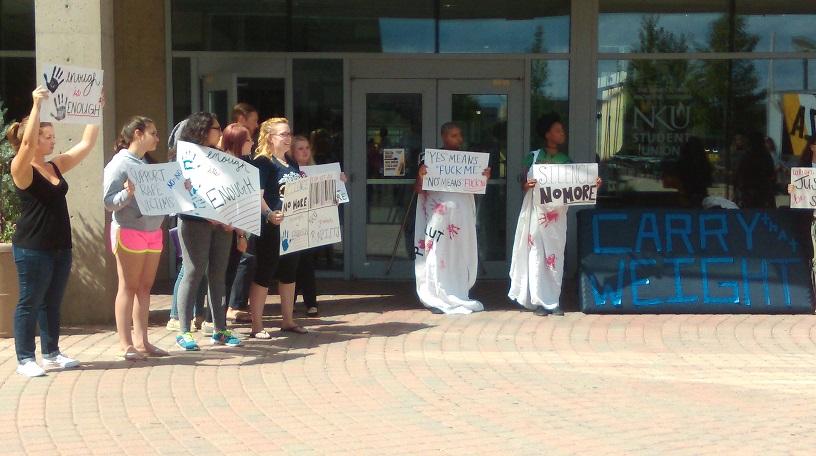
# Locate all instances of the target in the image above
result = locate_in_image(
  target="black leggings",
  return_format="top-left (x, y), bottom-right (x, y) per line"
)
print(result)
top-left (295, 249), bottom-right (317, 308)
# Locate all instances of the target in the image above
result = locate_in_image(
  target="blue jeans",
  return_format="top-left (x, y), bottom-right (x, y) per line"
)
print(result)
top-left (13, 246), bottom-right (72, 363)
top-left (170, 263), bottom-right (207, 320)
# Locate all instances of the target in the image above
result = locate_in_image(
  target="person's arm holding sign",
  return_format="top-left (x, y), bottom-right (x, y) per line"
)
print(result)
top-left (51, 91), bottom-right (104, 174)
top-left (9, 87), bottom-right (49, 190)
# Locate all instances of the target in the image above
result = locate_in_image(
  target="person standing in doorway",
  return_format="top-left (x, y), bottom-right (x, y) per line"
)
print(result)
top-left (414, 122), bottom-right (490, 314)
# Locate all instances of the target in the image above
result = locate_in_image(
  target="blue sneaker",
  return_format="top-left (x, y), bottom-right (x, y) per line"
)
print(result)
top-left (176, 332), bottom-right (200, 351)
top-left (211, 330), bottom-right (241, 347)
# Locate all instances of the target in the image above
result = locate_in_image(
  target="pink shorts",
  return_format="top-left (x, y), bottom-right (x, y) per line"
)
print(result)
top-left (111, 226), bottom-right (163, 255)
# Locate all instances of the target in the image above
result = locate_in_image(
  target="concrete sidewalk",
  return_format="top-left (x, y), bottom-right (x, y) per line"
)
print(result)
top-left (1, 280), bottom-right (816, 455)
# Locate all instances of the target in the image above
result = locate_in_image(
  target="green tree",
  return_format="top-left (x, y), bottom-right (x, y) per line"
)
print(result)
top-left (0, 100), bottom-right (21, 242)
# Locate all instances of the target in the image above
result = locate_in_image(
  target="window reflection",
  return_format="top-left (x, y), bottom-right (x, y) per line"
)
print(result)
top-left (439, 0), bottom-right (569, 53)
top-left (172, 0), bottom-right (287, 51)
top-left (596, 58), bottom-right (813, 209)
top-left (599, 1), bottom-right (729, 53)
top-left (737, 2), bottom-right (816, 53)
top-left (292, 1), bottom-right (435, 52)
top-left (531, 60), bottom-right (570, 152)
top-left (0, 0), bottom-right (34, 51)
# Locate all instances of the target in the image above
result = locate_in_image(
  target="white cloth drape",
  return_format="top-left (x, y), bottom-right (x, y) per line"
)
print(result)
top-left (414, 191), bottom-right (483, 314)
top-left (508, 155), bottom-right (568, 310)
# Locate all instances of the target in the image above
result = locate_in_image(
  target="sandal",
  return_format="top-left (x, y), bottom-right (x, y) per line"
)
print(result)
top-left (140, 346), bottom-right (170, 357)
top-left (281, 325), bottom-right (308, 334)
top-left (122, 347), bottom-right (145, 361)
top-left (250, 330), bottom-right (271, 340)
top-left (306, 307), bottom-right (319, 317)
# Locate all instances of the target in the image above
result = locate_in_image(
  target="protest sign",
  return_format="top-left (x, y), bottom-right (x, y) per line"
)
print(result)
top-left (532, 163), bottom-right (598, 206)
top-left (579, 209), bottom-right (812, 314)
top-left (300, 162), bottom-right (349, 203)
top-left (39, 63), bottom-right (103, 124)
top-left (126, 162), bottom-right (194, 216)
top-left (790, 167), bottom-right (816, 209)
top-left (383, 149), bottom-right (406, 176)
top-left (280, 174), bottom-right (342, 255)
top-left (175, 141), bottom-right (261, 236)
top-left (421, 148), bottom-right (490, 194)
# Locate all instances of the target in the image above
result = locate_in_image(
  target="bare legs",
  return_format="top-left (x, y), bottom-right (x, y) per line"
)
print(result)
top-left (114, 250), bottom-right (162, 357)
top-left (247, 281), bottom-right (302, 335)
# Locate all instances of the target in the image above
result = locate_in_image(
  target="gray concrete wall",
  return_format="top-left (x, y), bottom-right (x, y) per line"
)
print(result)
top-left (35, 0), bottom-right (118, 324)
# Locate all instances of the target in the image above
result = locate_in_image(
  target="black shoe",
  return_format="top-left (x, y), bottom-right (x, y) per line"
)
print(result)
top-left (534, 307), bottom-right (549, 316)
top-left (429, 307), bottom-right (444, 314)
top-left (550, 307), bottom-right (565, 316)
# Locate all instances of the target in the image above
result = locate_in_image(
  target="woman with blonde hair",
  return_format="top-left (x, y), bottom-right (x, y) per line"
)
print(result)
top-left (8, 86), bottom-right (101, 377)
top-left (248, 118), bottom-right (306, 338)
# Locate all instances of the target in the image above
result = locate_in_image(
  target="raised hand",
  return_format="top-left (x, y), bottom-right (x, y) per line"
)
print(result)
top-left (43, 66), bottom-right (65, 93)
top-left (32, 86), bottom-right (50, 106)
top-left (50, 94), bottom-right (67, 121)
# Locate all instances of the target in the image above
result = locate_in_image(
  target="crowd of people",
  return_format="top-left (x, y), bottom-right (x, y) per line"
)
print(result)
top-left (7, 84), bottom-right (815, 378)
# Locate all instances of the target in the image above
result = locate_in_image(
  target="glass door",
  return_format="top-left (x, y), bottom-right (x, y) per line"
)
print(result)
top-left (437, 79), bottom-right (524, 278)
top-left (350, 79), bottom-right (436, 279)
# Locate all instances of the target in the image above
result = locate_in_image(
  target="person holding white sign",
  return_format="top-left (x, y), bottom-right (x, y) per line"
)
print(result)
top-left (290, 135), bottom-right (347, 317)
top-left (509, 113), bottom-right (601, 316)
top-left (248, 118), bottom-right (307, 337)
top-left (103, 116), bottom-right (168, 360)
top-left (787, 136), bottom-right (816, 293)
top-left (8, 86), bottom-right (101, 377)
top-left (174, 113), bottom-right (242, 350)
top-left (413, 122), bottom-right (491, 314)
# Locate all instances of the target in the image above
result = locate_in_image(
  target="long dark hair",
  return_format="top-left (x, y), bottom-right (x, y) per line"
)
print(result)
top-left (114, 115), bottom-right (153, 152)
top-left (179, 112), bottom-right (217, 147)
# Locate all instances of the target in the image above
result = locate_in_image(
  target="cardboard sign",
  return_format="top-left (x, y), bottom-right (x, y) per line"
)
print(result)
top-left (421, 148), bottom-right (490, 194)
top-left (578, 209), bottom-right (813, 314)
top-left (127, 162), bottom-right (194, 216)
top-left (39, 63), bottom-right (103, 124)
top-left (280, 174), bottom-right (342, 255)
top-left (176, 141), bottom-right (262, 236)
top-left (383, 148), bottom-right (406, 176)
top-left (300, 162), bottom-right (349, 204)
top-left (533, 163), bottom-right (598, 206)
top-left (790, 167), bottom-right (816, 209)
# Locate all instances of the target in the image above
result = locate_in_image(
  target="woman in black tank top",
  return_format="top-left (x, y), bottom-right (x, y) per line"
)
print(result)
top-left (7, 86), bottom-right (101, 377)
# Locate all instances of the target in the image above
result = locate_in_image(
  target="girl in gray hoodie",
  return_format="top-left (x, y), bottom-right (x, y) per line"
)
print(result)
top-left (103, 116), bottom-right (167, 360)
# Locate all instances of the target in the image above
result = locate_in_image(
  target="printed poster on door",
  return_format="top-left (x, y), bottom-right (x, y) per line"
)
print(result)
top-left (39, 63), bottom-right (104, 125)
top-left (279, 173), bottom-right (342, 255)
top-left (383, 149), bottom-right (406, 176)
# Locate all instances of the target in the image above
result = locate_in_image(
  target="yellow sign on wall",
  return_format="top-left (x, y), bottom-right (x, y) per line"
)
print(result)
top-left (783, 93), bottom-right (816, 155)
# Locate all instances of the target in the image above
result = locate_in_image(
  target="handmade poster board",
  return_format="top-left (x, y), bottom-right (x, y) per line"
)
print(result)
top-left (39, 63), bottom-right (104, 124)
top-left (421, 148), bottom-right (490, 194)
top-left (532, 163), bottom-right (598, 206)
top-left (126, 162), bottom-right (194, 216)
top-left (280, 173), bottom-right (342, 255)
top-left (579, 209), bottom-right (813, 314)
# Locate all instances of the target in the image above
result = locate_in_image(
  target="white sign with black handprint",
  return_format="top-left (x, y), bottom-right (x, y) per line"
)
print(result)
top-left (39, 63), bottom-right (103, 125)
top-left (51, 94), bottom-right (67, 121)
top-left (43, 66), bottom-right (65, 93)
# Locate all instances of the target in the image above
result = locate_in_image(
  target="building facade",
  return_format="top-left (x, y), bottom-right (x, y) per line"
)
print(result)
top-left (1, 0), bottom-right (814, 321)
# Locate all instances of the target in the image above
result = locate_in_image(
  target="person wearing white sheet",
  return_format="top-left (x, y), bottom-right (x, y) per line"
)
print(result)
top-left (508, 113), bottom-right (601, 316)
top-left (414, 122), bottom-right (490, 314)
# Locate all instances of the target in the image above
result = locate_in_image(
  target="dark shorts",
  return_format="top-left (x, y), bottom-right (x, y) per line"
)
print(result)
top-left (254, 222), bottom-right (299, 287)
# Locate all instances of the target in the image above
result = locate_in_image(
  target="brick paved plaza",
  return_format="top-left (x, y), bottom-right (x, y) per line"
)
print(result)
top-left (1, 280), bottom-right (815, 455)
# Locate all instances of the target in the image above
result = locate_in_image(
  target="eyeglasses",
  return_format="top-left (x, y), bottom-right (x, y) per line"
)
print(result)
top-left (210, 126), bottom-right (221, 131)
top-left (245, 138), bottom-right (255, 145)
top-left (272, 132), bottom-right (292, 137)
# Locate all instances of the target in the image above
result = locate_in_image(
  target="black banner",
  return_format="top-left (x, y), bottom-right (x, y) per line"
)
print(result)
top-left (578, 209), bottom-right (814, 314)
